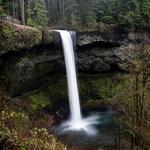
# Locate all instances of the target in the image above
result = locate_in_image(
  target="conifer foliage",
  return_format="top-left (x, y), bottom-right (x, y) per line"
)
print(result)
top-left (0, 0), bottom-right (150, 30)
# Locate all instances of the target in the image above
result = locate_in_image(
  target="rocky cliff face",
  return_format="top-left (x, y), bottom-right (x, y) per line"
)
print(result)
top-left (0, 21), bottom-right (147, 96)
top-left (0, 45), bottom-right (63, 96)
top-left (76, 30), bottom-right (123, 46)
top-left (77, 44), bottom-right (135, 73)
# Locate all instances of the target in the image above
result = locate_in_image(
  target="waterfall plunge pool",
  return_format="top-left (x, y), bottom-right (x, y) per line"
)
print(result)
top-left (55, 109), bottom-right (118, 150)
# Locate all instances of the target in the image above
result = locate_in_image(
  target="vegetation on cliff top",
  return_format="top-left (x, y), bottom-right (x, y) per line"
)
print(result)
top-left (0, 0), bottom-right (150, 32)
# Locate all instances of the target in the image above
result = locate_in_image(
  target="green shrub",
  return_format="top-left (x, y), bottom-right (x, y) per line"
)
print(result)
top-left (0, 110), bottom-right (66, 150)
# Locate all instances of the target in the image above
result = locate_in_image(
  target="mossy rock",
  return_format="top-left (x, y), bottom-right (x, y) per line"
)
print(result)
top-left (79, 74), bottom-right (129, 107)
top-left (41, 29), bottom-right (56, 45)
top-left (0, 21), bottom-right (42, 54)
top-left (27, 92), bottom-right (52, 113)
top-left (24, 74), bottom-right (129, 113)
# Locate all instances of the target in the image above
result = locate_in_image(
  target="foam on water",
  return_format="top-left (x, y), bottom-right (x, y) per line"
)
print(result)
top-left (57, 114), bottom-right (100, 135)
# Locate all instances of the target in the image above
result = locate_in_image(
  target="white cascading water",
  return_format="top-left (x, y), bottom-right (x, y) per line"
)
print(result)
top-left (57, 30), bottom-right (82, 123)
top-left (56, 30), bottom-right (99, 135)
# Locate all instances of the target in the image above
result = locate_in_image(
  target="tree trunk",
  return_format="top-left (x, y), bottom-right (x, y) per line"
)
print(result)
top-left (12, 0), bottom-right (15, 18)
top-left (19, 0), bottom-right (25, 25)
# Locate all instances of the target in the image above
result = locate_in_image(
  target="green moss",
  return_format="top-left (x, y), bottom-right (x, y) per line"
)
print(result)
top-left (79, 74), bottom-right (129, 108)
top-left (27, 92), bottom-right (51, 113)
top-left (0, 22), bottom-right (16, 50)
top-left (0, 21), bottom-right (42, 53)
top-left (83, 99), bottom-right (110, 109)
top-left (24, 76), bottom-right (67, 114)
top-left (42, 29), bottom-right (54, 45)
top-left (33, 31), bottom-right (42, 45)
top-left (25, 27), bottom-right (42, 46)
top-left (19, 74), bottom-right (129, 113)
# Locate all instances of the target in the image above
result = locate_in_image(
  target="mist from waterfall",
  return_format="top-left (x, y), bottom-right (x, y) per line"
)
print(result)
top-left (56, 30), bottom-right (99, 135)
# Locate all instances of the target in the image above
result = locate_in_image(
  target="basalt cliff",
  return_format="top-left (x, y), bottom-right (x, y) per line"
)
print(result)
top-left (0, 20), bottom-right (149, 96)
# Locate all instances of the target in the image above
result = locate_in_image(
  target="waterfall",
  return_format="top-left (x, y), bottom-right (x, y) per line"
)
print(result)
top-left (56, 30), bottom-right (99, 135)
top-left (56, 30), bottom-right (82, 123)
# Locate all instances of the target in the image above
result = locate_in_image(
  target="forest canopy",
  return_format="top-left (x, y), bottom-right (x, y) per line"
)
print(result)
top-left (0, 0), bottom-right (150, 31)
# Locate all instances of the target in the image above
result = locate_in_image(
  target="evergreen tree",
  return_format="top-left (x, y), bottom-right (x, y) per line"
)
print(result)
top-left (27, 0), bottom-right (48, 27)
top-left (0, 0), bottom-right (150, 30)
top-left (76, 0), bottom-right (97, 26)
top-left (136, 0), bottom-right (150, 28)
top-left (63, 0), bottom-right (78, 25)
top-left (0, 0), bottom-right (4, 16)
top-left (96, 0), bottom-right (118, 24)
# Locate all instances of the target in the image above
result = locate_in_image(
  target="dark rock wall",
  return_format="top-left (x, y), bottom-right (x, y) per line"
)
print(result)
top-left (0, 45), bottom-right (64, 96)
top-left (0, 43), bottom-right (135, 96)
